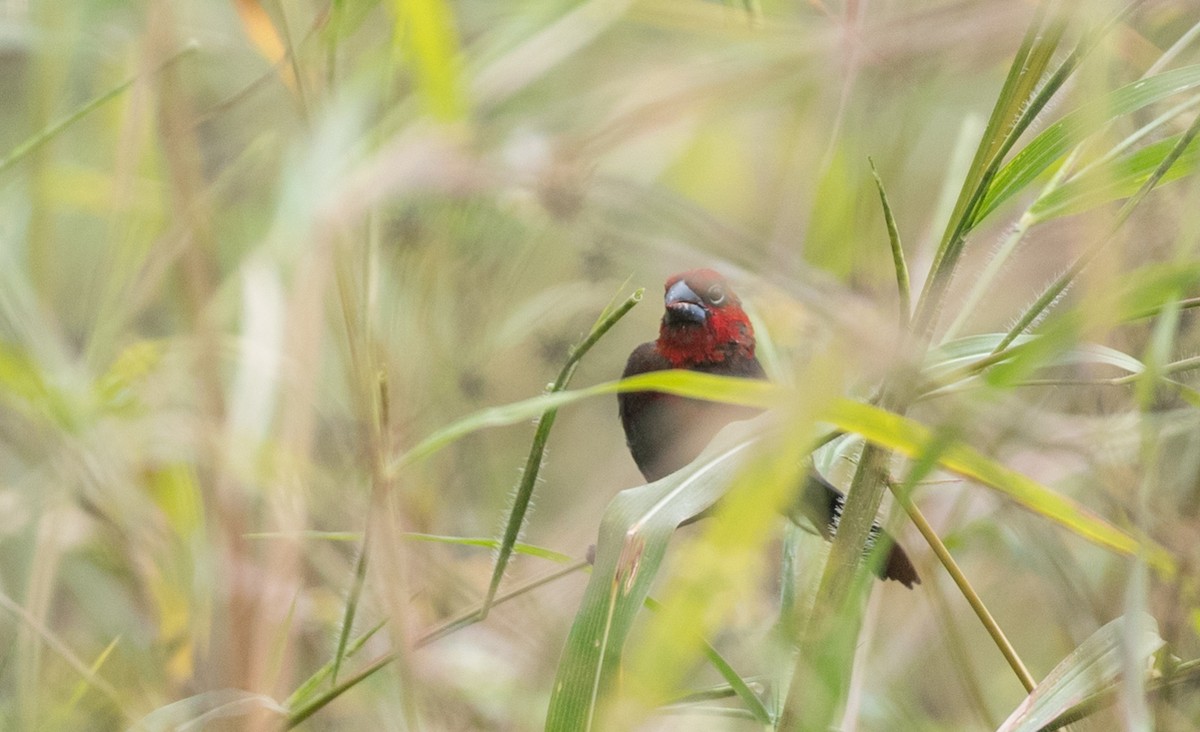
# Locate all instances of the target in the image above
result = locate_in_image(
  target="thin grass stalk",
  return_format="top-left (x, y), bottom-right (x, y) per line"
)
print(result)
top-left (0, 590), bottom-right (131, 721)
top-left (893, 485), bottom-right (1036, 692)
top-left (330, 370), bottom-right (390, 686)
top-left (928, 576), bottom-right (998, 728)
top-left (889, 431), bottom-right (1035, 692)
top-left (479, 287), bottom-right (642, 617)
top-left (285, 620), bottom-right (387, 709)
top-left (779, 439), bottom-right (893, 730)
top-left (271, 0), bottom-right (312, 122)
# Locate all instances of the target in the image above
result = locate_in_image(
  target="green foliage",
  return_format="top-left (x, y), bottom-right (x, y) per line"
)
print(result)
top-left (3, 1), bottom-right (1200, 730)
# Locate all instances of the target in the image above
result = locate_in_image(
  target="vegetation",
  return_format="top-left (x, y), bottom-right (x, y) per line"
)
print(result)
top-left (1, 0), bottom-right (1199, 729)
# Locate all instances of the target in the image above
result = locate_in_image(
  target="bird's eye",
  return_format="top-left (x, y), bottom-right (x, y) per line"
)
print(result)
top-left (707, 285), bottom-right (726, 305)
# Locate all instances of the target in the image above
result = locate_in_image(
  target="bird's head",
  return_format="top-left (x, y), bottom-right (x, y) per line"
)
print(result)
top-left (656, 269), bottom-right (755, 368)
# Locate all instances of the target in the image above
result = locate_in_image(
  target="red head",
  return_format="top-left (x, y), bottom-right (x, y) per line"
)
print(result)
top-left (656, 269), bottom-right (755, 367)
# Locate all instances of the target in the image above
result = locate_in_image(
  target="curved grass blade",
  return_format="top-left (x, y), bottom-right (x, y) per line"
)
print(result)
top-left (387, 370), bottom-right (781, 474)
top-left (129, 689), bottom-right (286, 731)
top-left (543, 419), bottom-right (766, 731)
top-left (824, 399), bottom-right (1175, 574)
top-left (997, 613), bottom-right (1163, 732)
top-left (1040, 656), bottom-right (1200, 731)
top-left (979, 65), bottom-right (1200, 221)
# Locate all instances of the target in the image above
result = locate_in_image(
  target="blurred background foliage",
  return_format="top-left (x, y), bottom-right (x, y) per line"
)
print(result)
top-left (1, 0), bottom-right (1200, 730)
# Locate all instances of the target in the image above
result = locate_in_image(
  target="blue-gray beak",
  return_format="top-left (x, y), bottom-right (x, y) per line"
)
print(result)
top-left (664, 280), bottom-right (706, 325)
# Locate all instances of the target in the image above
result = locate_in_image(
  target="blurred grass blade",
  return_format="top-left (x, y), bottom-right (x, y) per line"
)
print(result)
top-left (60, 636), bottom-right (120, 720)
top-left (231, 0), bottom-right (296, 91)
top-left (544, 419), bottom-right (765, 731)
top-left (997, 613), bottom-right (1163, 732)
top-left (245, 530), bottom-right (576, 562)
top-left (389, 0), bottom-right (468, 121)
top-left (408, 533), bottom-right (574, 562)
top-left (979, 65), bottom-right (1200, 221)
top-left (869, 158), bottom-right (911, 323)
top-left (130, 689), bottom-right (286, 731)
top-left (0, 44), bottom-right (196, 178)
top-left (824, 399), bottom-right (1175, 573)
top-left (1029, 129), bottom-right (1200, 222)
top-left (482, 288), bottom-right (641, 617)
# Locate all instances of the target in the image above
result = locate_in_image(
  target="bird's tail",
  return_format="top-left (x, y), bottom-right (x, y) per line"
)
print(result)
top-left (791, 472), bottom-right (921, 588)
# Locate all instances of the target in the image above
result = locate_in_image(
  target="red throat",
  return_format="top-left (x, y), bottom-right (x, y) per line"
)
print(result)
top-left (657, 307), bottom-right (755, 367)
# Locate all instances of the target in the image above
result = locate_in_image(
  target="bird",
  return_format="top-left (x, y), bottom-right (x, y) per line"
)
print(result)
top-left (618, 268), bottom-right (920, 587)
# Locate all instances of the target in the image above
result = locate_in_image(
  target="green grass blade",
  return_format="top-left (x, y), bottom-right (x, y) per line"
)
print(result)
top-left (995, 107), bottom-right (1200, 353)
top-left (869, 158), bottom-right (911, 324)
top-left (330, 542), bottom-right (369, 685)
top-left (997, 613), bottom-right (1163, 732)
top-left (979, 65), bottom-right (1200, 221)
top-left (915, 0), bottom-right (1063, 321)
top-left (543, 418), bottom-right (766, 731)
top-left (482, 288), bottom-right (641, 617)
top-left (1029, 128), bottom-right (1200, 222)
top-left (824, 399), bottom-right (1175, 574)
top-left (387, 370), bottom-right (782, 475)
top-left (246, 530), bottom-right (576, 563)
top-left (916, 3), bottom-right (1138, 335)
top-left (0, 44), bottom-right (196, 178)
top-left (643, 597), bottom-right (772, 725)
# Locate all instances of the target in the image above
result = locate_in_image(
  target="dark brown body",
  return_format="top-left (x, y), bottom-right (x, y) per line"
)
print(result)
top-left (618, 270), bottom-right (919, 587)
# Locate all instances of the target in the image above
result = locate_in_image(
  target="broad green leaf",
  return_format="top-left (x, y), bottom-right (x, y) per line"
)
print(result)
top-left (998, 613), bottom-right (1163, 732)
top-left (980, 65), bottom-right (1200, 221)
top-left (544, 418), bottom-right (766, 731)
top-left (1030, 130), bottom-right (1200, 221)
top-left (824, 400), bottom-right (1175, 574)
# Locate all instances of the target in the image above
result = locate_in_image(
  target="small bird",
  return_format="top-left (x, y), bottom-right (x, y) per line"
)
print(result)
top-left (618, 269), bottom-right (919, 587)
